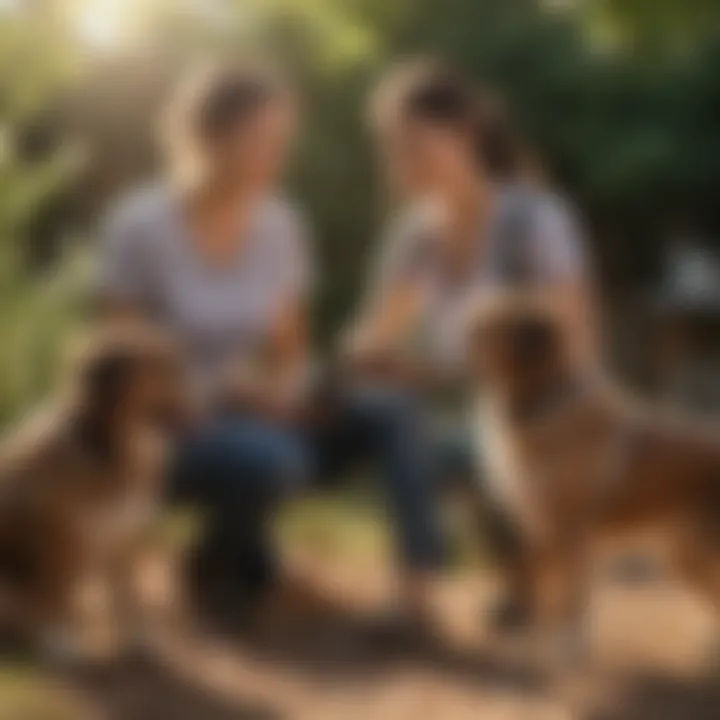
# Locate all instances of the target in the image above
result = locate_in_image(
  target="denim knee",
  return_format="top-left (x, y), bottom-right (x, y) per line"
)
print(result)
top-left (348, 385), bottom-right (424, 439)
top-left (170, 416), bottom-right (309, 508)
top-left (212, 418), bottom-right (309, 490)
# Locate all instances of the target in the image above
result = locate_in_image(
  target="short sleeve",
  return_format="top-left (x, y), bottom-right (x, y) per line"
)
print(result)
top-left (96, 193), bottom-right (153, 307)
top-left (529, 196), bottom-right (587, 283)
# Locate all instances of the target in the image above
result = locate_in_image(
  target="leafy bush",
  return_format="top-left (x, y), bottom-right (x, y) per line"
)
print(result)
top-left (0, 243), bottom-right (88, 426)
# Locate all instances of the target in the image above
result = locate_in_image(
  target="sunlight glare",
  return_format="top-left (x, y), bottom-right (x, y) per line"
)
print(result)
top-left (75, 0), bottom-right (128, 49)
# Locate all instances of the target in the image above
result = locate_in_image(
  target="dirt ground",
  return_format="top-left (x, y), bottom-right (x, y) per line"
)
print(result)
top-left (24, 550), bottom-right (720, 720)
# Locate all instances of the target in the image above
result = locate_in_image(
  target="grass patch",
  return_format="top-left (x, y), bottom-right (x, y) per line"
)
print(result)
top-left (277, 487), bottom-right (390, 563)
top-left (276, 485), bottom-right (485, 572)
top-left (0, 665), bottom-right (91, 720)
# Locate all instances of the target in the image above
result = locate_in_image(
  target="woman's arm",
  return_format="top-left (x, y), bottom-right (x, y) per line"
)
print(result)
top-left (217, 297), bottom-right (311, 423)
top-left (268, 296), bottom-right (312, 405)
top-left (344, 281), bottom-right (424, 365)
top-left (342, 281), bottom-right (456, 391)
top-left (340, 209), bottom-right (436, 385)
top-left (219, 205), bottom-right (315, 422)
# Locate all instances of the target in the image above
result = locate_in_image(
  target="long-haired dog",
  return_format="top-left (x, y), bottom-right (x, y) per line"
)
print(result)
top-left (466, 291), bottom-right (720, 658)
top-left (0, 323), bottom-right (187, 660)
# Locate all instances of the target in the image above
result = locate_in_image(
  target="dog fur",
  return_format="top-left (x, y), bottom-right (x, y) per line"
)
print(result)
top-left (467, 290), bottom-right (720, 643)
top-left (0, 324), bottom-right (185, 658)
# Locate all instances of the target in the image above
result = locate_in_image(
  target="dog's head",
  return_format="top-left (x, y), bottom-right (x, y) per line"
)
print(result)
top-left (464, 291), bottom-right (572, 398)
top-left (71, 324), bottom-right (189, 455)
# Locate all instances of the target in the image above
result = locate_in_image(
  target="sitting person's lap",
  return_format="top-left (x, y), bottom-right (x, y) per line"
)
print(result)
top-left (168, 413), bottom-right (311, 604)
top-left (170, 413), bottom-right (309, 510)
top-left (166, 384), bottom-right (494, 607)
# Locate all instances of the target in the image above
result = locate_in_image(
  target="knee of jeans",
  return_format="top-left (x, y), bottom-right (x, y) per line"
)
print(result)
top-left (226, 432), bottom-right (310, 496)
top-left (180, 423), bottom-right (310, 502)
top-left (264, 437), bottom-right (311, 492)
top-left (352, 386), bottom-right (422, 436)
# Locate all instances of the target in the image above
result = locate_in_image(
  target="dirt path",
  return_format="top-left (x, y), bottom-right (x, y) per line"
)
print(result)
top-left (58, 555), bottom-right (720, 720)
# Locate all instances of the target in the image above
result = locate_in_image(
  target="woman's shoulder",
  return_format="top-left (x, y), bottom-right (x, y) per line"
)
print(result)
top-left (104, 183), bottom-right (174, 239)
top-left (368, 201), bottom-right (442, 287)
top-left (255, 195), bottom-right (314, 274)
top-left (259, 195), bottom-right (307, 232)
top-left (383, 200), bottom-right (443, 259)
top-left (390, 200), bottom-right (442, 237)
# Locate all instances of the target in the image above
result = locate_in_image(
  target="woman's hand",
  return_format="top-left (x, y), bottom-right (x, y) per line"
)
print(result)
top-left (341, 278), bottom-right (431, 386)
top-left (217, 295), bottom-right (313, 425)
top-left (340, 341), bottom-right (442, 393)
top-left (215, 361), bottom-right (305, 424)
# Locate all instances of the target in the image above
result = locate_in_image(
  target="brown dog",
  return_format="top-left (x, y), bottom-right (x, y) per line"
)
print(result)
top-left (467, 291), bottom-right (720, 652)
top-left (0, 323), bottom-right (186, 659)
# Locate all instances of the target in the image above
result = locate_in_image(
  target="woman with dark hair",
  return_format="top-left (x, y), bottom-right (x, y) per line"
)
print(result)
top-left (97, 57), bottom-right (591, 633)
top-left (343, 59), bottom-right (593, 629)
top-left (98, 58), bottom-right (450, 629)
top-left (98, 61), bottom-right (315, 612)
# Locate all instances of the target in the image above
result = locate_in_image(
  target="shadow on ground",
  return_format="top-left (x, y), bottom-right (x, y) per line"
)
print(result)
top-left (65, 657), bottom-right (280, 720)
top-left (45, 595), bottom-right (546, 720)
top-left (204, 598), bottom-right (545, 694)
top-left (587, 673), bottom-right (720, 720)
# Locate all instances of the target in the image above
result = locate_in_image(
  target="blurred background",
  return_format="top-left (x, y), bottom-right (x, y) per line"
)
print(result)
top-left (2, 0), bottom-right (720, 424)
top-left (2, 1), bottom-right (720, 718)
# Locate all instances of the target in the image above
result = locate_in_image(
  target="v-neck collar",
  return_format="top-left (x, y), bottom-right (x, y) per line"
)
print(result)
top-left (170, 189), bottom-right (267, 274)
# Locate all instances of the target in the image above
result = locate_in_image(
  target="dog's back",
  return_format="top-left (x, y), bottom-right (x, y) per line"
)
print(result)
top-left (595, 403), bottom-right (720, 532)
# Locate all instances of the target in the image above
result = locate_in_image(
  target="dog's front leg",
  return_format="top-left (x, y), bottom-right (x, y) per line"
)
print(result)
top-left (476, 494), bottom-right (535, 633)
top-left (671, 521), bottom-right (720, 669)
top-left (107, 536), bottom-right (154, 656)
top-left (528, 527), bottom-right (592, 665)
top-left (21, 539), bottom-right (88, 663)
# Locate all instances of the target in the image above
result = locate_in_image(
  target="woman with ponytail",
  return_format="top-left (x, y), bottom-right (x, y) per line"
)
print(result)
top-left (98, 61), bottom-right (317, 616)
top-left (341, 59), bottom-right (593, 631)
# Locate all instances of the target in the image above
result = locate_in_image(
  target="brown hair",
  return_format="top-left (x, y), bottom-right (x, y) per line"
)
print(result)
top-left (161, 59), bottom-right (290, 183)
top-left (371, 59), bottom-right (525, 181)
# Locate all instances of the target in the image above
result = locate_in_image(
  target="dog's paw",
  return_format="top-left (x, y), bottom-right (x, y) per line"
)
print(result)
top-left (37, 626), bottom-right (91, 668)
top-left (543, 624), bottom-right (591, 673)
top-left (485, 594), bottom-right (532, 636)
top-left (118, 618), bottom-right (160, 665)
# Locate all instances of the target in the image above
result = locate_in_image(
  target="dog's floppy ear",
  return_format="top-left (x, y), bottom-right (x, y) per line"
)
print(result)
top-left (69, 328), bottom-right (144, 458)
top-left (80, 343), bottom-right (136, 417)
top-left (457, 288), bottom-right (568, 378)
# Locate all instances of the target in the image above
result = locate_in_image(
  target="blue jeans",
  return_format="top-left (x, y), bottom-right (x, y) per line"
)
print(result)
top-left (315, 386), bottom-right (447, 570)
top-left (171, 387), bottom-right (453, 597)
top-left (171, 415), bottom-right (308, 598)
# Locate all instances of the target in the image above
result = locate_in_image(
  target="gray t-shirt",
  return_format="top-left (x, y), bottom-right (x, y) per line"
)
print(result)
top-left (99, 186), bottom-right (312, 395)
top-left (370, 184), bottom-right (586, 370)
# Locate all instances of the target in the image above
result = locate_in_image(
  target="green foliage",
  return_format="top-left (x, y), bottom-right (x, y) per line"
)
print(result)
top-left (585, 0), bottom-right (720, 56)
top-left (0, 0), bottom-right (719, 421)
top-left (0, 666), bottom-right (91, 720)
top-left (0, 247), bottom-right (88, 426)
top-left (0, 4), bottom-right (85, 425)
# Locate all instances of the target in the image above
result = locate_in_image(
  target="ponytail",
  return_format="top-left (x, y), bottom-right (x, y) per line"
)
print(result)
top-left (370, 58), bottom-right (526, 181)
